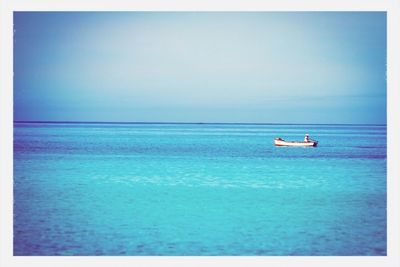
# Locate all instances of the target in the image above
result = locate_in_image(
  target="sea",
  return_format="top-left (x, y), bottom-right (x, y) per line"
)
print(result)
top-left (13, 122), bottom-right (387, 256)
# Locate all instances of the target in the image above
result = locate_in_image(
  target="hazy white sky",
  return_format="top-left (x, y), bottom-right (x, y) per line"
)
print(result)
top-left (14, 12), bottom-right (386, 123)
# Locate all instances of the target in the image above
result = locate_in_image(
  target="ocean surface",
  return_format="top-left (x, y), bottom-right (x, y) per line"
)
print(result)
top-left (13, 122), bottom-right (387, 256)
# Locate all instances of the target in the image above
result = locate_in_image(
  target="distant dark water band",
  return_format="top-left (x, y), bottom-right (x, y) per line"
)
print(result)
top-left (13, 121), bottom-right (387, 126)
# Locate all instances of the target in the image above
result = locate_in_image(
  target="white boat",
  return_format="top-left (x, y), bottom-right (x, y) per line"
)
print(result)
top-left (274, 137), bottom-right (318, 147)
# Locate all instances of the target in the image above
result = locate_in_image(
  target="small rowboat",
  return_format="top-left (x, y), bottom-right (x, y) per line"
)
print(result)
top-left (274, 137), bottom-right (318, 147)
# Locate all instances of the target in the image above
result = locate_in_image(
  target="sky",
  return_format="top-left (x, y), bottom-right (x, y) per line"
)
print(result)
top-left (14, 12), bottom-right (386, 124)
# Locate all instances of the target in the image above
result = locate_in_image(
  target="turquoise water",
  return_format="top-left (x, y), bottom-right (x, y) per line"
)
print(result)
top-left (14, 123), bottom-right (387, 255)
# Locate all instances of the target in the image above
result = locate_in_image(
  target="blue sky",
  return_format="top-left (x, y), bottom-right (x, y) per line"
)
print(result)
top-left (14, 12), bottom-right (386, 124)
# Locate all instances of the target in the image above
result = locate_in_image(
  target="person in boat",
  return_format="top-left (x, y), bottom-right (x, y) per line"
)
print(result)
top-left (304, 134), bottom-right (310, 142)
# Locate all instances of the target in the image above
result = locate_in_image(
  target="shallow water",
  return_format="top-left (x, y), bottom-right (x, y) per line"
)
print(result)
top-left (14, 123), bottom-right (386, 255)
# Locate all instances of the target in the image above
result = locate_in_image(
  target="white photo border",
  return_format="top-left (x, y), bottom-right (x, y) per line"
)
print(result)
top-left (1, 1), bottom-right (399, 267)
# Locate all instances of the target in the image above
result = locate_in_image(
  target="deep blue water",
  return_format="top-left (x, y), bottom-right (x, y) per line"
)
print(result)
top-left (13, 123), bottom-right (387, 255)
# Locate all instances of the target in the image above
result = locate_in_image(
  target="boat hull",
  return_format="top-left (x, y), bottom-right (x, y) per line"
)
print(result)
top-left (274, 139), bottom-right (318, 147)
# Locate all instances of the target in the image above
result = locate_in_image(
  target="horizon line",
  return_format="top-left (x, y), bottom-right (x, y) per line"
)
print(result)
top-left (13, 120), bottom-right (387, 126)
